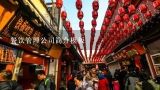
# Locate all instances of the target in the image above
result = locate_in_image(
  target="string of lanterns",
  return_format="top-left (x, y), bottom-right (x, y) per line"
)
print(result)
top-left (89, 0), bottom-right (99, 61)
top-left (76, 0), bottom-right (87, 61)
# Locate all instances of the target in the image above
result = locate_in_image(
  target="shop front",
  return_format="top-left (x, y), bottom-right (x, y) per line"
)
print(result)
top-left (112, 42), bottom-right (150, 75)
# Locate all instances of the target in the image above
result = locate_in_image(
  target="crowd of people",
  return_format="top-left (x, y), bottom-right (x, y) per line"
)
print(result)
top-left (0, 69), bottom-right (55, 90)
top-left (1, 66), bottom-right (160, 90)
top-left (67, 65), bottom-right (160, 90)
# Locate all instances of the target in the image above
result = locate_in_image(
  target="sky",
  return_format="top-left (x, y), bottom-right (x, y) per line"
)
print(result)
top-left (45, 0), bottom-right (109, 60)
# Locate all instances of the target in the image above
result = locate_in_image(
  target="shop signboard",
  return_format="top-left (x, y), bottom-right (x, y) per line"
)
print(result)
top-left (0, 44), bottom-right (18, 63)
top-left (1, 11), bottom-right (52, 52)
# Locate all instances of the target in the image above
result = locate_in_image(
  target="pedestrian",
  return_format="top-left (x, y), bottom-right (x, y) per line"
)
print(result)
top-left (74, 74), bottom-right (84, 90)
top-left (98, 73), bottom-right (109, 90)
top-left (35, 70), bottom-right (55, 90)
top-left (0, 70), bottom-right (23, 90)
top-left (112, 78), bottom-right (120, 90)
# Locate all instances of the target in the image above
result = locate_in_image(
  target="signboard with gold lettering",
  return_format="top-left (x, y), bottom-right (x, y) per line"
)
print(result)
top-left (1, 11), bottom-right (52, 52)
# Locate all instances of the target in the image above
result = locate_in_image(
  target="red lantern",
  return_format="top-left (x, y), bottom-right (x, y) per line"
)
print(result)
top-left (80, 28), bottom-right (85, 33)
top-left (92, 0), bottom-right (99, 11)
top-left (119, 22), bottom-right (124, 29)
top-left (56, 0), bottom-right (63, 8)
top-left (122, 0), bottom-right (130, 6)
top-left (92, 19), bottom-right (97, 27)
top-left (118, 7), bottom-right (126, 16)
top-left (123, 14), bottom-right (129, 22)
top-left (137, 20), bottom-right (143, 27)
top-left (139, 4), bottom-right (148, 13)
top-left (61, 11), bottom-right (67, 20)
top-left (112, 23), bottom-right (117, 29)
top-left (77, 10), bottom-right (83, 20)
top-left (79, 20), bottom-right (84, 28)
top-left (76, 0), bottom-right (82, 10)
top-left (106, 10), bottom-right (112, 18)
top-left (103, 18), bottom-right (110, 26)
top-left (132, 14), bottom-right (139, 22)
top-left (115, 15), bottom-right (121, 23)
top-left (71, 33), bottom-right (75, 37)
top-left (144, 11), bottom-right (152, 19)
top-left (68, 27), bottom-right (72, 33)
top-left (65, 21), bottom-right (70, 29)
top-left (92, 11), bottom-right (98, 19)
top-left (153, 1), bottom-right (160, 9)
top-left (128, 4), bottom-right (136, 14)
top-left (109, 0), bottom-right (117, 8)
top-left (91, 27), bottom-right (96, 33)
top-left (101, 25), bottom-right (107, 33)
top-left (127, 21), bottom-right (133, 28)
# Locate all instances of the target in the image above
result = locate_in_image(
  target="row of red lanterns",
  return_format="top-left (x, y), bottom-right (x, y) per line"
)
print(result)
top-left (90, 0), bottom-right (99, 61)
top-left (76, 0), bottom-right (88, 61)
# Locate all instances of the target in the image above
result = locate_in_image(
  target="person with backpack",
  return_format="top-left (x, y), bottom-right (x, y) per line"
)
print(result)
top-left (35, 70), bottom-right (55, 90)
top-left (0, 70), bottom-right (23, 90)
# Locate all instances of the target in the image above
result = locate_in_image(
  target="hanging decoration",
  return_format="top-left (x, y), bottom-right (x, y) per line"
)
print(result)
top-left (123, 14), bottom-right (130, 22)
top-left (115, 15), bottom-right (122, 23)
top-left (122, 0), bottom-right (130, 6)
top-left (132, 14), bottom-right (140, 22)
top-left (139, 4), bottom-right (148, 13)
top-left (109, 0), bottom-right (117, 8)
top-left (56, 0), bottom-right (63, 8)
top-left (61, 11), bottom-right (67, 20)
top-left (79, 20), bottom-right (84, 28)
top-left (77, 10), bottom-right (84, 20)
top-left (144, 11), bottom-right (152, 19)
top-left (118, 7), bottom-right (126, 16)
top-left (92, 11), bottom-right (98, 19)
top-left (92, 19), bottom-right (97, 27)
top-left (65, 21), bottom-right (70, 29)
top-left (128, 4), bottom-right (136, 14)
top-left (103, 18), bottom-right (110, 26)
top-left (153, 0), bottom-right (160, 9)
top-left (106, 10), bottom-right (113, 18)
top-left (76, 0), bottom-right (82, 10)
top-left (92, 0), bottom-right (99, 11)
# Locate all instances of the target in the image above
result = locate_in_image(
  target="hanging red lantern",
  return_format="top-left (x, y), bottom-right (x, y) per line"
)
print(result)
top-left (139, 4), bottom-right (148, 13)
top-left (109, 28), bottom-right (114, 35)
top-left (103, 18), bottom-right (110, 26)
top-left (76, 0), bottom-right (82, 10)
top-left (106, 10), bottom-right (112, 18)
top-left (92, 0), bottom-right (99, 11)
top-left (118, 7), bottom-right (126, 16)
top-left (65, 21), bottom-right (70, 29)
top-left (122, 0), bottom-right (130, 6)
top-left (77, 10), bottom-right (83, 20)
top-left (123, 14), bottom-right (130, 22)
top-left (112, 23), bottom-right (117, 29)
top-left (91, 27), bottom-right (96, 34)
top-left (92, 11), bottom-right (98, 19)
top-left (109, 0), bottom-right (117, 8)
top-left (128, 4), bottom-right (136, 14)
top-left (153, 1), bottom-right (160, 9)
top-left (119, 22), bottom-right (124, 29)
top-left (68, 27), bottom-right (72, 33)
top-left (127, 21), bottom-right (133, 28)
top-left (56, 0), bottom-right (63, 8)
top-left (80, 28), bottom-right (85, 33)
top-left (132, 14), bottom-right (139, 22)
top-left (61, 11), bottom-right (67, 20)
top-left (115, 15), bottom-right (122, 23)
top-left (71, 33), bottom-right (75, 37)
top-left (79, 20), bottom-right (84, 28)
top-left (101, 25), bottom-right (107, 33)
top-left (92, 19), bottom-right (97, 27)
top-left (144, 11), bottom-right (152, 19)
top-left (137, 20), bottom-right (143, 27)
